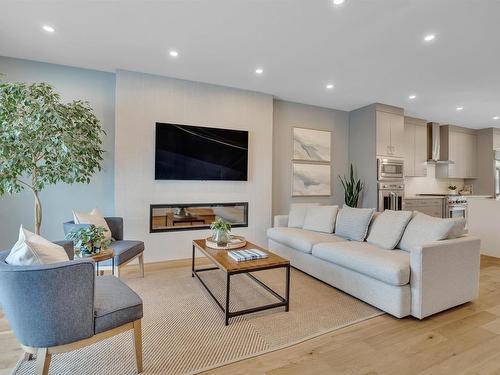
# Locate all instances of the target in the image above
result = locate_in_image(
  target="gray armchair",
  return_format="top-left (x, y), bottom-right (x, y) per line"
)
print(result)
top-left (64, 217), bottom-right (145, 278)
top-left (0, 243), bottom-right (143, 375)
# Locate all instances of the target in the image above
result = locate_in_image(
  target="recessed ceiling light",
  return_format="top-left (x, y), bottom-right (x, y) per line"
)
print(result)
top-left (456, 106), bottom-right (464, 111)
top-left (424, 34), bottom-right (436, 42)
top-left (494, 116), bottom-right (499, 120)
top-left (255, 68), bottom-right (264, 75)
top-left (169, 50), bottom-right (179, 57)
top-left (326, 83), bottom-right (334, 90)
top-left (409, 94), bottom-right (417, 100)
top-left (42, 25), bottom-right (55, 33)
top-left (333, 0), bottom-right (345, 5)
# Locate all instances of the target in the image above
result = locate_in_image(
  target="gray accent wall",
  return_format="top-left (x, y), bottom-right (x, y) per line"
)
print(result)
top-left (0, 56), bottom-right (115, 248)
top-left (272, 100), bottom-right (349, 216)
top-left (348, 105), bottom-right (377, 209)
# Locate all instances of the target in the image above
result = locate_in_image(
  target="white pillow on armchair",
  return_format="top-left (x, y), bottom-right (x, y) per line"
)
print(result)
top-left (73, 207), bottom-right (112, 240)
top-left (6, 226), bottom-right (69, 265)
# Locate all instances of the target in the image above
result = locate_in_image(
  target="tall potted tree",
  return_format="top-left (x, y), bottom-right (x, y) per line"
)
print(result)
top-left (0, 80), bottom-right (105, 234)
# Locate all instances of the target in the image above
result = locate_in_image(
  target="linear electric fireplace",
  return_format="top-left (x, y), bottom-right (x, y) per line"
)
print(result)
top-left (149, 202), bottom-right (248, 233)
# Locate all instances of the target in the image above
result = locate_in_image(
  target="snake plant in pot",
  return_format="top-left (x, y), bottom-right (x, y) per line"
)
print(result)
top-left (339, 164), bottom-right (365, 207)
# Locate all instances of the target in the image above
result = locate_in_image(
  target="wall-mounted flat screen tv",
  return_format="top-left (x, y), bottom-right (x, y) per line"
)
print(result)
top-left (155, 122), bottom-right (248, 181)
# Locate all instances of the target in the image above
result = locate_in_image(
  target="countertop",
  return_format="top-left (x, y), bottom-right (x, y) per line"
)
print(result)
top-left (462, 195), bottom-right (494, 199)
top-left (404, 195), bottom-right (494, 200)
top-left (404, 195), bottom-right (446, 199)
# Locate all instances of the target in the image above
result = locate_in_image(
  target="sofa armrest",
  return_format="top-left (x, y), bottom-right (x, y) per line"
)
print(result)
top-left (274, 215), bottom-right (289, 228)
top-left (410, 236), bottom-right (480, 319)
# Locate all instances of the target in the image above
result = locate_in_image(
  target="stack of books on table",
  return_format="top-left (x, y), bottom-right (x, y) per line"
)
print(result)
top-left (228, 249), bottom-right (268, 262)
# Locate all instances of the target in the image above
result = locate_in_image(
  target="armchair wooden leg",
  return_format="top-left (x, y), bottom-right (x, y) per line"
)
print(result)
top-left (22, 352), bottom-right (33, 361)
top-left (114, 265), bottom-right (121, 278)
top-left (138, 254), bottom-right (145, 278)
top-left (133, 319), bottom-right (143, 373)
top-left (36, 348), bottom-right (51, 375)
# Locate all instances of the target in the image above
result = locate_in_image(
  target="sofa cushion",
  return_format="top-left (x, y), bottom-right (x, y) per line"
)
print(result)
top-left (267, 227), bottom-right (345, 254)
top-left (302, 205), bottom-right (339, 233)
top-left (94, 276), bottom-right (143, 334)
top-left (335, 205), bottom-right (375, 241)
top-left (398, 212), bottom-right (455, 252)
top-left (288, 203), bottom-right (320, 228)
top-left (366, 210), bottom-right (413, 250)
top-left (446, 217), bottom-right (468, 239)
top-left (312, 241), bottom-right (410, 286)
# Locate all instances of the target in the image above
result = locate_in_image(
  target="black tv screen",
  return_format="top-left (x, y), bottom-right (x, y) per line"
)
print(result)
top-left (155, 123), bottom-right (248, 181)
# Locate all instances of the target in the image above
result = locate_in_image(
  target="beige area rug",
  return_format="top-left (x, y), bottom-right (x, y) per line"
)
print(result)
top-left (13, 266), bottom-right (382, 375)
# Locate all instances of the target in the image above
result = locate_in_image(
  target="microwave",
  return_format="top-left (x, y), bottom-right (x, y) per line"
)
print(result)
top-left (377, 158), bottom-right (404, 181)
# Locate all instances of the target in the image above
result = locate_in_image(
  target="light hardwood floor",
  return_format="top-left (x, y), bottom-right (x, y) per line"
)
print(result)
top-left (2, 256), bottom-right (500, 375)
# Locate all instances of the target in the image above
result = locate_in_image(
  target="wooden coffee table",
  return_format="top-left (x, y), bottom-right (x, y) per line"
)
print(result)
top-left (192, 239), bottom-right (290, 325)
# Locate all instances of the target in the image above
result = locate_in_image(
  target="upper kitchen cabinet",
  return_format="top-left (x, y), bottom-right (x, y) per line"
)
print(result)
top-left (376, 106), bottom-right (405, 157)
top-left (436, 125), bottom-right (477, 179)
top-left (349, 103), bottom-right (405, 209)
top-left (404, 117), bottom-right (427, 177)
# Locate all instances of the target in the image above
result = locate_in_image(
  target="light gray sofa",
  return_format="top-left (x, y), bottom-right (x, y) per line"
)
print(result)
top-left (268, 213), bottom-right (481, 319)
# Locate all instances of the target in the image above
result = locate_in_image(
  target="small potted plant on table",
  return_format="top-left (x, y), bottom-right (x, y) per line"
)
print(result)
top-left (66, 226), bottom-right (111, 257)
top-left (210, 218), bottom-right (231, 246)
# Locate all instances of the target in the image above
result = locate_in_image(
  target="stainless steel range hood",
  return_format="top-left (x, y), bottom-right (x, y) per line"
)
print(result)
top-left (427, 122), bottom-right (455, 164)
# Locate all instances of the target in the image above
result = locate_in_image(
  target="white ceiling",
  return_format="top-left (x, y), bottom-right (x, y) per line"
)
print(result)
top-left (1, 0), bottom-right (499, 128)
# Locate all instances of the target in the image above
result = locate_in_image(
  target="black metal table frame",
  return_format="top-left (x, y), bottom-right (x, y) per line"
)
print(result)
top-left (192, 244), bottom-right (290, 325)
top-left (95, 256), bottom-right (115, 276)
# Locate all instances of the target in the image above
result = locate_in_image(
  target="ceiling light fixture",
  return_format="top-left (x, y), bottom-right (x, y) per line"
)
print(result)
top-left (169, 50), bottom-right (179, 57)
top-left (42, 25), bottom-right (55, 33)
top-left (333, 0), bottom-right (345, 5)
top-left (494, 116), bottom-right (499, 120)
top-left (255, 68), bottom-right (264, 75)
top-left (326, 83), bottom-right (334, 90)
top-left (456, 106), bottom-right (464, 111)
top-left (409, 94), bottom-right (417, 100)
top-left (424, 34), bottom-right (436, 42)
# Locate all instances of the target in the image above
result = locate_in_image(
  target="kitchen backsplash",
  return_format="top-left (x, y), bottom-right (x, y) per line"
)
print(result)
top-left (405, 164), bottom-right (465, 196)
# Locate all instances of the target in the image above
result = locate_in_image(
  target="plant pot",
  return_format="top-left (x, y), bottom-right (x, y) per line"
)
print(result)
top-left (212, 229), bottom-right (229, 245)
top-left (77, 246), bottom-right (101, 257)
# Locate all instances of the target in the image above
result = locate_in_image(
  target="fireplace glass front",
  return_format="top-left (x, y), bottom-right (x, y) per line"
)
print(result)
top-left (150, 202), bottom-right (248, 233)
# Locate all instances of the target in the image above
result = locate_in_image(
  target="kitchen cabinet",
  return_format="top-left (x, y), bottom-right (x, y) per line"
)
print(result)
top-left (437, 125), bottom-right (477, 179)
top-left (349, 103), bottom-right (405, 209)
top-left (376, 110), bottom-right (405, 158)
top-left (403, 198), bottom-right (444, 218)
top-left (404, 117), bottom-right (427, 177)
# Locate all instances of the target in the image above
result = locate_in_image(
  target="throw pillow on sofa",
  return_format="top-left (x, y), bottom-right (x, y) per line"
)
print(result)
top-left (398, 212), bottom-right (456, 252)
top-left (288, 203), bottom-right (320, 228)
top-left (366, 210), bottom-right (413, 249)
top-left (6, 226), bottom-right (69, 265)
top-left (446, 217), bottom-right (468, 239)
top-left (302, 205), bottom-right (339, 233)
top-left (73, 207), bottom-right (112, 240)
top-left (335, 205), bottom-right (375, 241)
